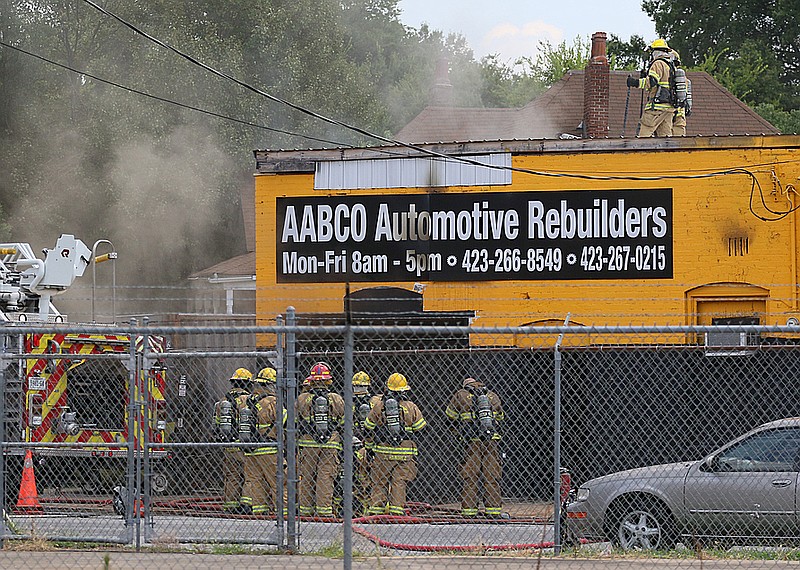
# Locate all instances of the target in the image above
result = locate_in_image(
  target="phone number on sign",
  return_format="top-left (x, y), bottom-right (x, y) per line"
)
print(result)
top-left (459, 245), bottom-right (667, 274)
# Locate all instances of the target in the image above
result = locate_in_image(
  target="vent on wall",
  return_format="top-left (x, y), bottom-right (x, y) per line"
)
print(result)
top-left (727, 237), bottom-right (749, 256)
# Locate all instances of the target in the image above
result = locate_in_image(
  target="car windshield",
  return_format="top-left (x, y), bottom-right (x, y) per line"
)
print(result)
top-left (716, 427), bottom-right (800, 472)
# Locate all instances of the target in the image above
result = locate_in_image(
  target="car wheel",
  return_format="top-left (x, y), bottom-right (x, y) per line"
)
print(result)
top-left (610, 496), bottom-right (676, 551)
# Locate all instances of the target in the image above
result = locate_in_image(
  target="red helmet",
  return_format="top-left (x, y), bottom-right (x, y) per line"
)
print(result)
top-left (310, 362), bottom-right (332, 383)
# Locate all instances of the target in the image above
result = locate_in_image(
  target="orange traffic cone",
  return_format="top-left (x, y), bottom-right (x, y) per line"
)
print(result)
top-left (15, 450), bottom-right (43, 514)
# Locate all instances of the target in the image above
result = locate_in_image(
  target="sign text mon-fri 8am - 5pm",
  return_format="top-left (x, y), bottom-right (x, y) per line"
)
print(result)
top-left (276, 189), bottom-right (672, 283)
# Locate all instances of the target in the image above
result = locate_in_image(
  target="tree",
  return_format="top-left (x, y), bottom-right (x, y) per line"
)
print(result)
top-left (642, 0), bottom-right (797, 107)
top-left (478, 54), bottom-right (544, 108)
top-left (514, 36), bottom-right (590, 87)
top-left (752, 103), bottom-right (800, 135)
top-left (607, 34), bottom-right (648, 71)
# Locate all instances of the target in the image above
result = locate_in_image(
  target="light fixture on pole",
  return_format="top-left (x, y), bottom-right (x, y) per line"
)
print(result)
top-left (91, 240), bottom-right (117, 323)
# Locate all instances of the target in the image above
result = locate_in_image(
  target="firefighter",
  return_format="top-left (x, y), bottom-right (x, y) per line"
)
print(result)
top-left (445, 377), bottom-right (505, 518)
top-left (352, 370), bottom-right (379, 514)
top-left (627, 38), bottom-right (678, 137)
top-left (213, 367), bottom-right (252, 513)
top-left (240, 366), bottom-right (285, 515)
top-left (364, 373), bottom-right (426, 516)
top-left (296, 362), bottom-right (345, 517)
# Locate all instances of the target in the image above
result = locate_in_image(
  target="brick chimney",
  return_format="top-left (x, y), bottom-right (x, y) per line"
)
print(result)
top-left (430, 57), bottom-right (453, 106)
top-left (583, 32), bottom-right (609, 138)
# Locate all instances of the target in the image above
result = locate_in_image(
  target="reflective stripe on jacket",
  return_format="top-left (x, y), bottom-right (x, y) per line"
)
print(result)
top-left (364, 396), bottom-right (426, 458)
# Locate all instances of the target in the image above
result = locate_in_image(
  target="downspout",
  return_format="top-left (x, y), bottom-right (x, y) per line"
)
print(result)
top-left (790, 187), bottom-right (799, 312)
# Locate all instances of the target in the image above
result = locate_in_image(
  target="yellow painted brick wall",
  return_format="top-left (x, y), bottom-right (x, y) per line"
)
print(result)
top-left (255, 137), bottom-right (800, 328)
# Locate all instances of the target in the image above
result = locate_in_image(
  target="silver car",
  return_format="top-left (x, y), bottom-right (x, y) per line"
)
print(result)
top-left (566, 418), bottom-right (800, 549)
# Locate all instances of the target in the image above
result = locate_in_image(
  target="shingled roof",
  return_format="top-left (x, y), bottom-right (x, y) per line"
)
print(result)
top-left (396, 70), bottom-right (778, 143)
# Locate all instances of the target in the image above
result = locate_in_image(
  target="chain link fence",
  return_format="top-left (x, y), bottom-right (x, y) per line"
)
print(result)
top-left (1, 318), bottom-right (799, 568)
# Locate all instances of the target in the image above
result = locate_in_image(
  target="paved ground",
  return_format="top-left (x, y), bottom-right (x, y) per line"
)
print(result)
top-left (4, 506), bottom-right (800, 569)
top-left (6, 513), bottom-right (558, 554)
top-left (0, 551), bottom-right (798, 569)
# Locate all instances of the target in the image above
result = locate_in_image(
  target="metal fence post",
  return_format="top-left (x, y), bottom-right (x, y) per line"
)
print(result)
top-left (553, 314), bottom-right (570, 556)
top-left (0, 332), bottom-right (7, 551)
top-left (342, 310), bottom-right (354, 570)
top-left (275, 314), bottom-right (286, 550)
top-left (126, 319), bottom-right (138, 547)
top-left (285, 307), bottom-right (298, 552)
top-left (141, 318), bottom-right (153, 543)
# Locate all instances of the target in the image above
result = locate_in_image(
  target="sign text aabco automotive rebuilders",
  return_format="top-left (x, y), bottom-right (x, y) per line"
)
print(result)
top-left (276, 189), bottom-right (672, 282)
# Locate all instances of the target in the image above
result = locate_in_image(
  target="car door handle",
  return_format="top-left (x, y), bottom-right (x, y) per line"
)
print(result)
top-left (771, 479), bottom-right (792, 487)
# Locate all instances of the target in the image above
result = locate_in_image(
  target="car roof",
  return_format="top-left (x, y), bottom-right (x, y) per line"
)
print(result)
top-left (758, 417), bottom-right (800, 429)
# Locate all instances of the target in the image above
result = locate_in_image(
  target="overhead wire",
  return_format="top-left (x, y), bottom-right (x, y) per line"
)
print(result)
top-left (34, 1), bottom-right (800, 224)
top-left (0, 40), bottom-right (352, 149)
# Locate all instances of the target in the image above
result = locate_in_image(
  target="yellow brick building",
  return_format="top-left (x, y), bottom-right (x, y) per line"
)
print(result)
top-left (254, 136), bottom-right (800, 330)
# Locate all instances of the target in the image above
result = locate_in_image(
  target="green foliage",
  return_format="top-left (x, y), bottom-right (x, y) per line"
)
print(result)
top-left (478, 54), bottom-right (544, 108)
top-left (515, 36), bottom-right (590, 87)
top-left (643, 0), bottom-right (797, 108)
top-left (607, 34), bottom-right (648, 71)
top-left (753, 103), bottom-right (800, 134)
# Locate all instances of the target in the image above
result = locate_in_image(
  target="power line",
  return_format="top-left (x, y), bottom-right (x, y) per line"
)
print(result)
top-left (81, 0), bottom-right (409, 147)
top-left (30, 1), bottom-right (800, 223)
top-left (0, 40), bottom-right (352, 148)
top-left (78, 0), bottom-right (799, 217)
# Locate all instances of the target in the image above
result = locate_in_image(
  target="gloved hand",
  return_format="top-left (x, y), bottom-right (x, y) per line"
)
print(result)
top-left (626, 75), bottom-right (638, 87)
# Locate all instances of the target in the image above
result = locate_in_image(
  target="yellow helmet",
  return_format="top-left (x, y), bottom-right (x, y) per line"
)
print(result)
top-left (387, 372), bottom-right (409, 392)
top-left (255, 367), bottom-right (277, 384)
top-left (352, 371), bottom-right (371, 386)
top-left (650, 38), bottom-right (669, 51)
top-left (230, 368), bottom-right (253, 382)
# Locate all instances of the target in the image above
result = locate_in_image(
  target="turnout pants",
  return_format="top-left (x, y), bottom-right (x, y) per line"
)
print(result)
top-left (241, 449), bottom-right (280, 515)
top-left (298, 445), bottom-right (340, 517)
top-left (461, 440), bottom-right (502, 516)
top-left (638, 108), bottom-right (675, 137)
top-left (222, 448), bottom-right (244, 509)
top-left (368, 454), bottom-right (417, 515)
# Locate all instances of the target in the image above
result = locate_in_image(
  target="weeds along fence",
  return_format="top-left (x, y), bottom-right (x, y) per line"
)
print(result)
top-left (0, 317), bottom-right (799, 568)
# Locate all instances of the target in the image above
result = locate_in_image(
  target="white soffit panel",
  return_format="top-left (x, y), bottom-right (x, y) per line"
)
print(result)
top-left (315, 153), bottom-right (511, 190)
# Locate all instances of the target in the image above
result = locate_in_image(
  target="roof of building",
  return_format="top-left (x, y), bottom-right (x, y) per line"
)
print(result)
top-left (189, 251), bottom-right (255, 280)
top-left (396, 71), bottom-right (779, 142)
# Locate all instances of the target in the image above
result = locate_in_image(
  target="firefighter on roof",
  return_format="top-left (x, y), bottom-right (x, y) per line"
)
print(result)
top-left (214, 367), bottom-right (251, 513)
top-left (240, 366), bottom-right (285, 515)
top-left (446, 377), bottom-right (505, 518)
top-left (296, 362), bottom-right (345, 517)
top-left (364, 372), bottom-right (426, 516)
top-left (627, 38), bottom-right (679, 137)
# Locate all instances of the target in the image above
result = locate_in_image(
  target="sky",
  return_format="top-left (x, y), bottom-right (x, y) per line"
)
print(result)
top-left (397, 0), bottom-right (657, 64)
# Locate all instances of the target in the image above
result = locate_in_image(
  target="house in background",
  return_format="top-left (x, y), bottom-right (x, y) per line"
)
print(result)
top-left (187, 184), bottom-right (256, 317)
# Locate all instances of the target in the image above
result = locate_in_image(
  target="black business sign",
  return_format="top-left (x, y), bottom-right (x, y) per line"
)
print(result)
top-left (276, 189), bottom-right (673, 283)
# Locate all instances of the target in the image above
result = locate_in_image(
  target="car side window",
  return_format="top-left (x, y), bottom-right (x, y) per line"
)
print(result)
top-left (716, 427), bottom-right (800, 472)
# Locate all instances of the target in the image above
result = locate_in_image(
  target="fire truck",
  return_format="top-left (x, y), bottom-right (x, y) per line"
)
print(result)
top-left (0, 235), bottom-right (172, 497)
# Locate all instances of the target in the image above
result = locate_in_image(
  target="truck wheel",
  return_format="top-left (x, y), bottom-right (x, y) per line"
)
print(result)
top-left (150, 472), bottom-right (168, 494)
